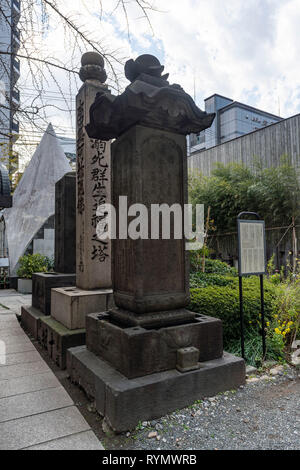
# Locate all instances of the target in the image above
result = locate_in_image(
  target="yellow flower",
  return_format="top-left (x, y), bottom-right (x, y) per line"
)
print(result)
top-left (275, 328), bottom-right (281, 335)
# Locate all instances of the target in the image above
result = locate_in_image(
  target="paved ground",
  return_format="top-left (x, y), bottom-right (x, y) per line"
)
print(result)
top-left (1, 289), bottom-right (299, 451)
top-left (0, 290), bottom-right (104, 450)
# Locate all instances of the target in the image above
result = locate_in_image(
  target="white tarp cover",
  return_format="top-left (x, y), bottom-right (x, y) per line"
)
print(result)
top-left (4, 123), bottom-right (71, 275)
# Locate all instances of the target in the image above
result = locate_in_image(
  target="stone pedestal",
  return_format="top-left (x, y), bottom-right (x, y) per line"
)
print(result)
top-left (68, 346), bottom-right (245, 433)
top-left (39, 316), bottom-right (86, 370)
top-left (86, 312), bottom-right (223, 379)
top-left (51, 287), bottom-right (114, 330)
top-left (32, 272), bottom-right (76, 315)
top-left (21, 305), bottom-right (47, 340)
top-left (55, 172), bottom-right (76, 273)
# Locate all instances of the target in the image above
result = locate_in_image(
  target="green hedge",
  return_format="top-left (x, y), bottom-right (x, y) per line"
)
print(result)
top-left (189, 277), bottom-right (278, 347)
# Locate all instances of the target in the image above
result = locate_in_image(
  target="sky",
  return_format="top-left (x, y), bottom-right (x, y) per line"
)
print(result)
top-left (17, 0), bottom-right (300, 164)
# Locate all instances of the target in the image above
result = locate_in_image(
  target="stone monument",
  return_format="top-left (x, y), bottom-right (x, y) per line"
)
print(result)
top-left (68, 54), bottom-right (245, 431)
top-left (21, 172), bottom-right (76, 339)
top-left (50, 52), bottom-right (113, 336)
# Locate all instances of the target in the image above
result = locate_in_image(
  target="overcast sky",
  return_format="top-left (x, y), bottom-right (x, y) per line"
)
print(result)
top-left (18, 0), bottom-right (300, 160)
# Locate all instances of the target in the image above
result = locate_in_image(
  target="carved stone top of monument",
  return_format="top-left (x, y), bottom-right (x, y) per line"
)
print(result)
top-left (79, 51), bottom-right (107, 84)
top-left (86, 54), bottom-right (215, 140)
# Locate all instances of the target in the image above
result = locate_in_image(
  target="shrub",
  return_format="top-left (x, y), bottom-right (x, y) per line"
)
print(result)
top-left (190, 272), bottom-right (235, 288)
top-left (190, 255), bottom-right (238, 276)
top-left (189, 276), bottom-right (278, 347)
top-left (17, 253), bottom-right (49, 279)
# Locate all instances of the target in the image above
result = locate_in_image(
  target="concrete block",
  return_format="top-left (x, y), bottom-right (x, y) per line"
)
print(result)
top-left (51, 287), bottom-right (112, 330)
top-left (32, 272), bottom-right (76, 315)
top-left (21, 305), bottom-right (46, 339)
top-left (68, 346), bottom-right (246, 432)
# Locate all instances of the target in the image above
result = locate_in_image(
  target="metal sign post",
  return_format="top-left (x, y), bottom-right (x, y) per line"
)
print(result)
top-left (237, 212), bottom-right (267, 361)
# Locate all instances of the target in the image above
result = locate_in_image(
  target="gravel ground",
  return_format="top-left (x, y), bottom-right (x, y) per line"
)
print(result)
top-left (104, 365), bottom-right (300, 450)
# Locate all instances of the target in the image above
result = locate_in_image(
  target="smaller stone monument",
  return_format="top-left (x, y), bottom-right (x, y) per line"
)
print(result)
top-left (48, 52), bottom-right (113, 360)
top-left (21, 172), bottom-right (76, 340)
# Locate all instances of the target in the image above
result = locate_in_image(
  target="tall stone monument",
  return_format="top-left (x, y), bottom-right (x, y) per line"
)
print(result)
top-left (21, 172), bottom-right (76, 339)
top-left (50, 52), bottom-right (113, 333)
top-left (68, 55), bottom-right (245, 431)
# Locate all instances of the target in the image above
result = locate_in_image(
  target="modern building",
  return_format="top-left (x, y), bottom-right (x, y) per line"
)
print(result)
top-left (0, 0), bottom-right (21, 173)
top-left (189, 94), bottom-right (282, 154)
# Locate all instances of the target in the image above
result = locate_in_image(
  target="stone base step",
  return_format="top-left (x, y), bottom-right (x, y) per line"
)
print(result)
top-left (39, 316), bottom-right (85, 370)
top-left (67, 345), bottom-right (246, 432)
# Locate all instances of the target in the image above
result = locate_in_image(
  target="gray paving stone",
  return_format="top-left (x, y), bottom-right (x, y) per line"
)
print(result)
top-left (1, 334), bottom-right (32, 346)
top-left (4, 341), bottom-right (35, 354)
top-left (23, 430), bottom-right (104, 450)
top-left (0, 372), bottom-right (59, 398)
top-left (0, 329), bottom-right (28, 339)
top-left (0, 319), bottom-right (19, 330)
top-left (0, 386), bottom-right (73, 422)
top-left (0, 360), bottom-right (50, 380)
top-left (0, 350), bottom-right (41, 367)
top-left (0, 406), bottom-right (91, 450)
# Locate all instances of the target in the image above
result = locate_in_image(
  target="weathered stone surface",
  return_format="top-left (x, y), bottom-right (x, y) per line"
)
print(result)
top-left (176, 346), bottom-right (200, 373)
top-left (51, 287), bottom-right (112, 330)
top-left (112, 125), bottom-right (190, 318)
top-left (87, 54), bottom-right (215, 140)
top-left (76, 67), bottom-right (111, 290)
top-left (68, 346), bottom-right (245, 432)
top-left (55, 172), bottom-right (76, 273)
top-left (86, 312), bottom-right (223, 379)
top-left (32, 272), bottom-right (76, 315)
top-left (39, 316), bottom-right (86, 370)
top-left (21, 305), bottom-right (47, 339)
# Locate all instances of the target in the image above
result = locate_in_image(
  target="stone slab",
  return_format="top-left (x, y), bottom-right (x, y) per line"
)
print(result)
top-left (0, 350), bottom-right (41, 367)
top-left (51, 287), bottom-right (113, 330)
top-left (0, 360), bottom-right (50, 381)
top-left (55, 172), bottom-right (76, 274)
top-left (0, 372), bottom-right (59, 399)
top-left (0, 386), bottom-right (73, 423)
top-left (0, 327), bottom-right (26, 338)
top-left (4, 340), bottom-right (36, 355)
top-left (86, 312), bottom-right (223, 379)
top-left (0, 406), bottom-right (90, 450)
top-left (76, 80), bottom-right (112, 290)
top-left (68, 346), bottom-right (246, 432)
top-left (32, 272), bottom-right (76, 315)
top-left (24, 430), bottom-right (104, 450)
top-left (39, 316), bottom-right (86, 370)
top-left (21, 305), bottom-right (46, 340)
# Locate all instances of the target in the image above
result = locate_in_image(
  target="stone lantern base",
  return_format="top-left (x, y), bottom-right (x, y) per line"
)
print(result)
top-left (68, 344), bottom-right (245, 433)
top-left (67, 310), bottom-right (245, 432)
